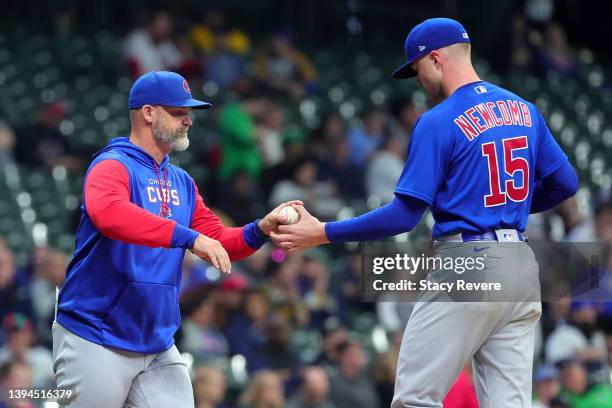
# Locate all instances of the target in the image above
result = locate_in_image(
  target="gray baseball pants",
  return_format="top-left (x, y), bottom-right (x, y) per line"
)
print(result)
top-left (391, 241), bottom-right (542, 408)
top-left (52, 322), bottom-right (193, 408)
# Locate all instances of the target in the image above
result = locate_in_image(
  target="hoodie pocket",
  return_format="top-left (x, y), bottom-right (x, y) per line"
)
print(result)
top-left (101, 281), bottom-right (179, 351)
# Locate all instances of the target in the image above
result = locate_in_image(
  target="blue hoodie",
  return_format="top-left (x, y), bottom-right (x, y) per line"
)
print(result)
top-left (56, 138), bottom-right (256, 353)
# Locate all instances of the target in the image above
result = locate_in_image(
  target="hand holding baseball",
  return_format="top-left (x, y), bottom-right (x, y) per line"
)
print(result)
top-left (258, 200), bottom-right (304, 235)
top-left (270, 205), bottom-right (329, 252)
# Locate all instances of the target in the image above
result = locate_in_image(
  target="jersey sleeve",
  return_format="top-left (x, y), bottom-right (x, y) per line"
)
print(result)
top-left (535, 111), bottom-right (568, 179)
top-left (394, 115), bottom-right (453, 205)
top-left (85, 160), bottom-right (199, 249)
top-left (189, 181), bottom-right (257, 261)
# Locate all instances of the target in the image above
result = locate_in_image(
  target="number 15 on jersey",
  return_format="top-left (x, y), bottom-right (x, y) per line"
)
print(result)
top-left (481, 136), bottom-right (529, 207)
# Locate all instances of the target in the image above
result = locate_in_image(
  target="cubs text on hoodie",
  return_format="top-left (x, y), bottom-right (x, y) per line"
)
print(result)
top-left (57, 137), bottom-right (266, 353)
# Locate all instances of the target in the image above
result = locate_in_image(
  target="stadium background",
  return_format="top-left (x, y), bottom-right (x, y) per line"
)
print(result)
top-left (1, 0), bottom-right (611, 407)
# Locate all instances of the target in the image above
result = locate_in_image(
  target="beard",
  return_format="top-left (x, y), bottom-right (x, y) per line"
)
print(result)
top-left (153, 119), bottom-right (190, 152)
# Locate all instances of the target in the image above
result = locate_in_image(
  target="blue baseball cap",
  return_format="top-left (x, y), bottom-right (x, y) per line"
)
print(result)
top-left (534, 365), bottom-right (559, 382)
top-left (392, 18), bottom-right (470, 79)
top-left (128, 71), bottom-right (212, 110)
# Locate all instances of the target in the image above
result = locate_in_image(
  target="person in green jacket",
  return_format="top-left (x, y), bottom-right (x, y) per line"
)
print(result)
top-left (218, 97), bottom-right (264, 180)
top-left (559, 359), bottom-right (612, 408)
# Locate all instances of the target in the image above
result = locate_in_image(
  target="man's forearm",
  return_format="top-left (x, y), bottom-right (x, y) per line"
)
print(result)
top-left (325, 196), bottom-right (427, 243)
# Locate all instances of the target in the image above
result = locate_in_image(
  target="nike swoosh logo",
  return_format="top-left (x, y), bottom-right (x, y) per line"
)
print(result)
top-left (474, 246), bottom-right (490, 253)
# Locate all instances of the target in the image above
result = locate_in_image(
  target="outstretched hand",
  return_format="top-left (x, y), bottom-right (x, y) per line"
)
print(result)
top-left (270, 205), bottom-right (329, 252)
top-left (258, 200), bottom-right (304, 235)
top-left (190, 234), bottom-right (231, 274)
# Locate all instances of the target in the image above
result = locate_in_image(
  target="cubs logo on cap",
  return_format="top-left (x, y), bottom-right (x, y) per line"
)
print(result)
top-left (128, 71), bottom-right (212, 110)
top-left (392, 17), bottom-right (471, 79)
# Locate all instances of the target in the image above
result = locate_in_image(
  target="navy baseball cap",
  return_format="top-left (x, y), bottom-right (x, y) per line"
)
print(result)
top-left (128, 71), bottom-right (212, 110)
top-left (392, 18), bottom-right (470, 79)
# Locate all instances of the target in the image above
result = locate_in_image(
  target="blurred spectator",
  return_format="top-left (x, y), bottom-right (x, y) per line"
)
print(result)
top-left (190, 9), bottom-right (250, 56)
top-left (545, 301), bottom-right (607, 375)
top-left (254, 30), bottom-right (318, 99)
top-left (0, 120), bottom-right (16, 171)
top-left (28, 247), bottom-right (66, 347)
top-left (348, 108), bottom-right (387, 168)
top-left (330, 252), bottom-right (374, 323)
top-left (192, 366), bottom-right (226, 408)
top-left (254, 101), bottom-right (286, 169)
top-left (235, 244), bottom-right (272, 282)
top-left (180, 298), bottom-right (229, 365)
top-left (559, 359), bottom-right (612, 408)
top-left (0, 314), bottom-right (53, 388)
top-left (594, 198), bottom-right (612, 245)
top-left (190, 10), bottom-right (250, 89)
top-left (217, 97), bottom-right (266, 181)
top-left (371, 331), bottom-right (401, 408)
top-left (203, 33), bottom-right (246, 90)
top-left (310, 113), bottom-right (346, 161)
top-left (313, 116), bottom-right (365, 202)
top-left (180, 253), bottom-right (212, 295)
top-left (225, 290), bottom-right (269, 371)
top-left (217, 171), bottom-right (266, 227)
top-left (534, 23), bottom-right (580, 79)
top-left (0, 360), bottom-right (33, 408)
top-left (260, 314), bottom-right (302, 382)
top-left (123, 10), bottom-right (185, 78)
top-left (533, 365), bottom-right (565, 408)
top-left (315, 325), bottom-right (348, 367)
top-left (388, 98), bottom-right (424, 139)
top-left (366, 135), bottom-right (406, 204)
top-left (326, 341), bottom-right (380, 408)
top-left (301, 257), bottom-right (337, 331)
top-left (261, 126), bottom-right (308, 199)
top-left (217, 274), bottom-right (250, 318)
top-left (287, 366), bottom-right (336, 408)
top-left (238, 370), bottom-right (285, 408)
top-left (539, 292), bottom-right (571, 347)
top-left (269, 155), bottom-right (343, 220)
top-left (556, 197), bottom-right (597, 242)
top-left (443, 362), bottom-right (479, 408)
top-left (260, 255), bottom-right (309, 328)
top-left (15, 102), bottom-right (81, 172)
top-left (490, 13), bottom-right (535, 73)
top-left (0, 239), bottom-right (32, 323)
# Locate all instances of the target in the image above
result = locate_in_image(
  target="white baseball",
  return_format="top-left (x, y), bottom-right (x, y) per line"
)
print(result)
top-left (279, 206), bottom-right (300, 225)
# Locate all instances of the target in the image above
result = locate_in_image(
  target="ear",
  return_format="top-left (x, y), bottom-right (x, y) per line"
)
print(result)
top-left (430, 50), bottom-right (443, 70)
top-left (142, 105), bottom-right (155, 125)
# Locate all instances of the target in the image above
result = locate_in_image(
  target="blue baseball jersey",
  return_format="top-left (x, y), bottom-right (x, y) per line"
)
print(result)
top-left (395, 80), bottom-right (568, 237)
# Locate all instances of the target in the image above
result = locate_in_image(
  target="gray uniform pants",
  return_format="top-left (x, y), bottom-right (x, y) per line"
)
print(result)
top-left (52, 322), bottom-right (193, 408)
top-left (391, 241), bottom-right (542, 408)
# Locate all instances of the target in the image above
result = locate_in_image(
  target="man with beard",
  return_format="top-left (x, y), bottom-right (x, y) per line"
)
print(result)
top-left (53, 71), bottom-right (300, 407)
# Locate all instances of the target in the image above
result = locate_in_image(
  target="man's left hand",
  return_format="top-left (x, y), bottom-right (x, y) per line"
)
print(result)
top-left (258, 200), bottom-right (304, 236)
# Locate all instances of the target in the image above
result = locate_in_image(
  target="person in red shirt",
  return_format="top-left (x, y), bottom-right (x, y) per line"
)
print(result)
top-left (444, 363), bottom-right (479, 408)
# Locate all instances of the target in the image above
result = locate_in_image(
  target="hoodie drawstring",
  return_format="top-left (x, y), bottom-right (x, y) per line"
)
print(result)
top-left (154, 161), bottom-right (170, 218)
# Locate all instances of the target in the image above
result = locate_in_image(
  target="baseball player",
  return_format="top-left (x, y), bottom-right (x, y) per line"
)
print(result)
top-left (52, 71), bottom-right (301, 407)
top-left (271, 18), bottom-right (578, 407)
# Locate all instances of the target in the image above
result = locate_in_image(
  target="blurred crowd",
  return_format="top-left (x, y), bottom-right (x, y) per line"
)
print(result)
top-left (1, 5), bottom-right (612, 408)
